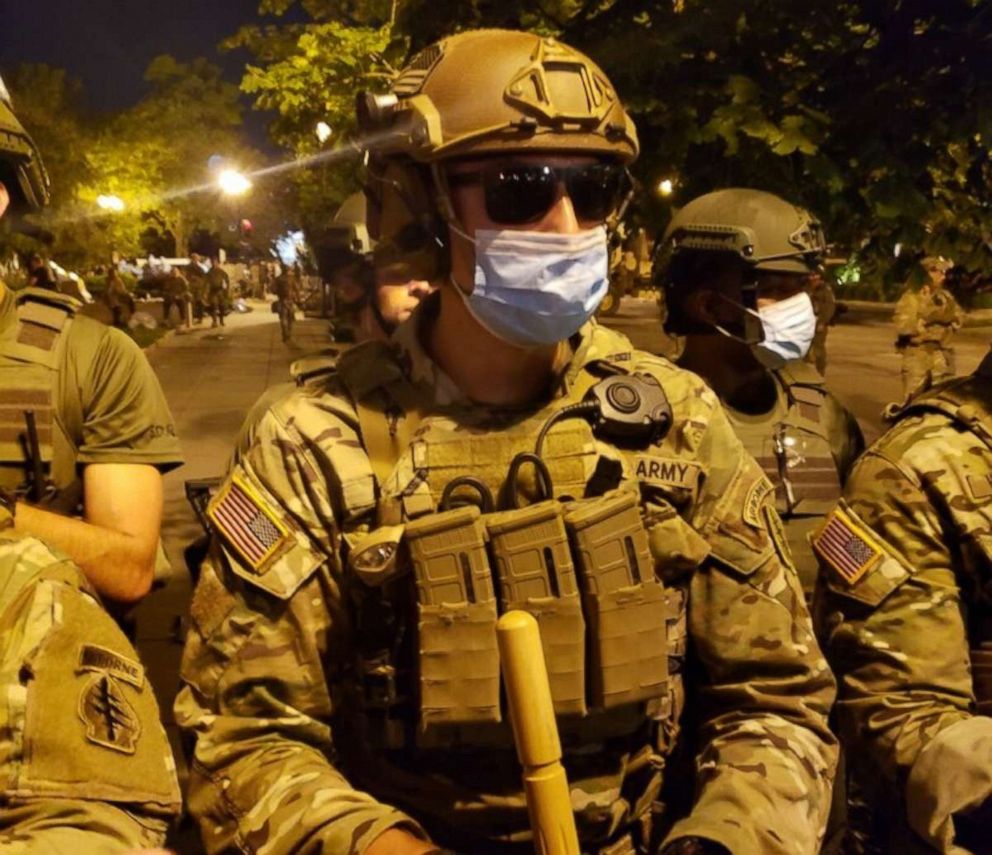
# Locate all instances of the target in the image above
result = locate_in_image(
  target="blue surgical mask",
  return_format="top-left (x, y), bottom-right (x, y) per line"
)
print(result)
top-left (755, 291), bottom-right (817, 363)
top-left (713, 290), bottom-right (817, 367)
top-left (450, 225), bottom-right (609, 347)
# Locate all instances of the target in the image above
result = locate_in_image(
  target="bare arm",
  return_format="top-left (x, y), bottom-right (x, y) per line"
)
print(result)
top-left (14, 462), bottom-right (163, 603)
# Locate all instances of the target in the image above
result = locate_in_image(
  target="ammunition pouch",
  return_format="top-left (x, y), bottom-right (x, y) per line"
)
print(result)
top-left (359, 485), bottom-right (673, 745)
top-left (406, 506), bottom-right (501, 729)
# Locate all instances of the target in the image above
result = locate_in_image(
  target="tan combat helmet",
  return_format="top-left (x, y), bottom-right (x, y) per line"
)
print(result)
top-left (310, 192), bottom-right (374, 283)
top-left (663, 188), bottom-right (826, 275)
top-left (0, 74), bottom-right (50, 211)
top-left (357, 29), bottom-right (638, 278)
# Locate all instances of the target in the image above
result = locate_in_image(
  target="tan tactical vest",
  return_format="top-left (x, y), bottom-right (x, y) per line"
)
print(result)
top-left (895, 350), bottom-right (992, 714)
top-left (726, 362), bottom-right (842, 591)
top-left (0, 288), bottom-right (89, 513)
top-left (330, 329), bottom-right (689, 814)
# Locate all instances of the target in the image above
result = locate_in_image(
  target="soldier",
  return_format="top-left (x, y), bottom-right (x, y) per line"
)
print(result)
top-left (186, 253), bottom-right (208, 324)
top-left (659, 188), bottom-right (864, 595)
top-left (177, 30), bottom-right (837, 855)
top-left (103, 266), bottom-right (134, 329)
top-left (893, 255), bottom-right (964, 399)
top-left (812, 351), bottom-right (992, 852)
top-left (160, 265), bottom-right (190, 328)
top-left (0, 71), bottom-right (180, 852)
top-left (206, 259), bottom-right (229, 328)
top-left (0, 76), bottom-right (183, 605)
top-left (272, 263), bottom-right (300, 343)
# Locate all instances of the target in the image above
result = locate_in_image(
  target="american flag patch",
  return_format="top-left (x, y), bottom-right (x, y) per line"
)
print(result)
top-left (812, 507), bottom-right (882, 586)
top-left (208, 474), bottom-right (289, 571)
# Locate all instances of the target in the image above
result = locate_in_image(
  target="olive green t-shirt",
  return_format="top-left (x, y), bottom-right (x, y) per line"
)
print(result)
top-left (0, 287), bottom-right (182, 499)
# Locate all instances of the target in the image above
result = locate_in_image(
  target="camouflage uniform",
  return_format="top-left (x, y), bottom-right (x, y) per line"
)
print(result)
top-left (207, 266), bottom-right (230, 328)
top-left (177, 301), bottom-right (838, 855)
top-left (893, 283), bottom-right (964, 398)
top-left (724, 360), bottom-right (864, 594)
top-left (813, 349), bottom-right (992, 852)
top-left (0, 518), bottom-right (180, 852)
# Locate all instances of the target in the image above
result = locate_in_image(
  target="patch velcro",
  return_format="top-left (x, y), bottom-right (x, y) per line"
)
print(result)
top-left (812, 506), bottom-right (883, 586)
top-left (208, 472), bottom-right (290, 572)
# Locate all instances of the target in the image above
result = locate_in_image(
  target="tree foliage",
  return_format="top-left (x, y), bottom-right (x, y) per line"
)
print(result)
top-left (234, 0), bottom-right (992, 288)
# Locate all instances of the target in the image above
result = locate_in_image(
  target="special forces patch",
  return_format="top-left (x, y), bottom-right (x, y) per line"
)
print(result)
top-left (812, 506), bottom-right (884, 586)
top-left (208, 471), bottom-right (291, 573)
top-left (78, 673), bottom-right (141, 754)
top-left (76, 644), bottom-right (144, 754)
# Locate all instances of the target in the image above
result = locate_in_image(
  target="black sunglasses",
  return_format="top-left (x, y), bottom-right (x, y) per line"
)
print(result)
top-left (446, 162), bottom-right (630, 226)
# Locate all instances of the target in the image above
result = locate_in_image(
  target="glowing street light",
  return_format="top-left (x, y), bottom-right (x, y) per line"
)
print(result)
top-left (315, 121), bottom-right (332, 144)
top-left (657, 179), bottom-right (674, 197)
top-left (218, 168), bottom-right (252, 196)
top-left (96, 194), bottom-right (125, 212)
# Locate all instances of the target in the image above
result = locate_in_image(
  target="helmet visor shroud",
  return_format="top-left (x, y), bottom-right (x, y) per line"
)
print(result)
top-left (661, 188), bottom-right (827, 336)
top-left (0, 73), bottom-right (51, 212)
top-left (357, 29), bottom-right (639, 281)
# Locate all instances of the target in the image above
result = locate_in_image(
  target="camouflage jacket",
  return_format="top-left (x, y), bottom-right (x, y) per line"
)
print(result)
top-left (813, 351), bottom-right (992, 852)
top-left (893, 286), bottom-right (964, 347)
top-left (1, 526), bottom-right (180, 848)
top-left (177, 303), bottom-right (837, 855)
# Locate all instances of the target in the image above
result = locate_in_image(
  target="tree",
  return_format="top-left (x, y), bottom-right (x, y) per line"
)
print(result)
top-left (232, 0), bottom-right (992, 287)
top-left (86, 55), bottom-right (260, 258)
top-left (224, 0), bottom-right (406, 230)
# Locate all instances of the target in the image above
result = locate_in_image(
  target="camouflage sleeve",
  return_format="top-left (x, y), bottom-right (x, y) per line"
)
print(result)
top-left (812, 419), bottom-right (992, 851)
top-left (175, 392), bottom-right (426, 854)
top-left (663, 401), bottom-right (838, 855)
top-left (893, 291), bottom-right (918, 338)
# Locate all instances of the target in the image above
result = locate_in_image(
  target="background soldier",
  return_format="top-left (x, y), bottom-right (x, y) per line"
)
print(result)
top-left (186, 253), bottom-right (208, 324)
top-left (205, 258), bottom-right (229, 328)
top-left (104, 266), bottom-right (134, 329)
top-left (659, 188), bottom-right (864, 595)
top-left (0, 70), bottom-right (180, 853)
top-left (893, 255), bottom-right (964, 398)
top-left (813, 349), bottom-right (992, 853)
top-left (177, 30), bottom-right (836, 855)
top-left (160, 265), bottom-right (190, 328)
top-left (0, 76), bottom-right (183, 606)
top-left (272, 263), bottom-right (300, 342)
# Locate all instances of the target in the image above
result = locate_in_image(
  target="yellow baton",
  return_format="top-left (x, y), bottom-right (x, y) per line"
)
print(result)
top-left (497, 610), bottom-right (581, 855)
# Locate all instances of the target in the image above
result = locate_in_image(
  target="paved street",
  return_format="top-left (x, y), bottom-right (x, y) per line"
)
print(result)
top-left (138, 296), bottom-right (990, 849)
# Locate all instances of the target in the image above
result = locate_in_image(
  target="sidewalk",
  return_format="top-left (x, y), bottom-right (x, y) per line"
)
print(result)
top-left (132, 304), bottom-right (331, 807)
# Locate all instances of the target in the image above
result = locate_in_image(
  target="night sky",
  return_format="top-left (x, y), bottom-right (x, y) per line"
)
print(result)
top-left (0, 0), bottom-right (284, 145)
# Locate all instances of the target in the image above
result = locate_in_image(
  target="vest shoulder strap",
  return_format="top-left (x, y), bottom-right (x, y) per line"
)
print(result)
top-left (336, 342), bottom-right (424, 490)
top-left (898, 366), bottom-right (992, 450)
top-left (9, 288), bottom-right (78, 369)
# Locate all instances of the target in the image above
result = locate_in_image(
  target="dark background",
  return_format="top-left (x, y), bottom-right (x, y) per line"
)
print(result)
top-left (0, 0), bottom-right (281, 146)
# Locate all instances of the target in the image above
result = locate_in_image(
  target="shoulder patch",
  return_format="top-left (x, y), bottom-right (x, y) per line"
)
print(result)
top-left (812, 506), bottom-right (884, 586)
top-left (633, 455), bottom-right (701, 491)
top-left (743, 476), bottom-right (775, 527)
top-left (77, 644), bottom-right (144, 689)
top-left (208, 471), bottom-right (292, 574)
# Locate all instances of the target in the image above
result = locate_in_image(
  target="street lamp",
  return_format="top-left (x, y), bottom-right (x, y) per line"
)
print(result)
top-left (218, 169), bottom-right (252, 196)
top-left (96, 194), bottom-right (125, 212)
top-left (315, 121), bottom-right (332, 144)
top-left (657, 179), bottom-right (674, 197)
